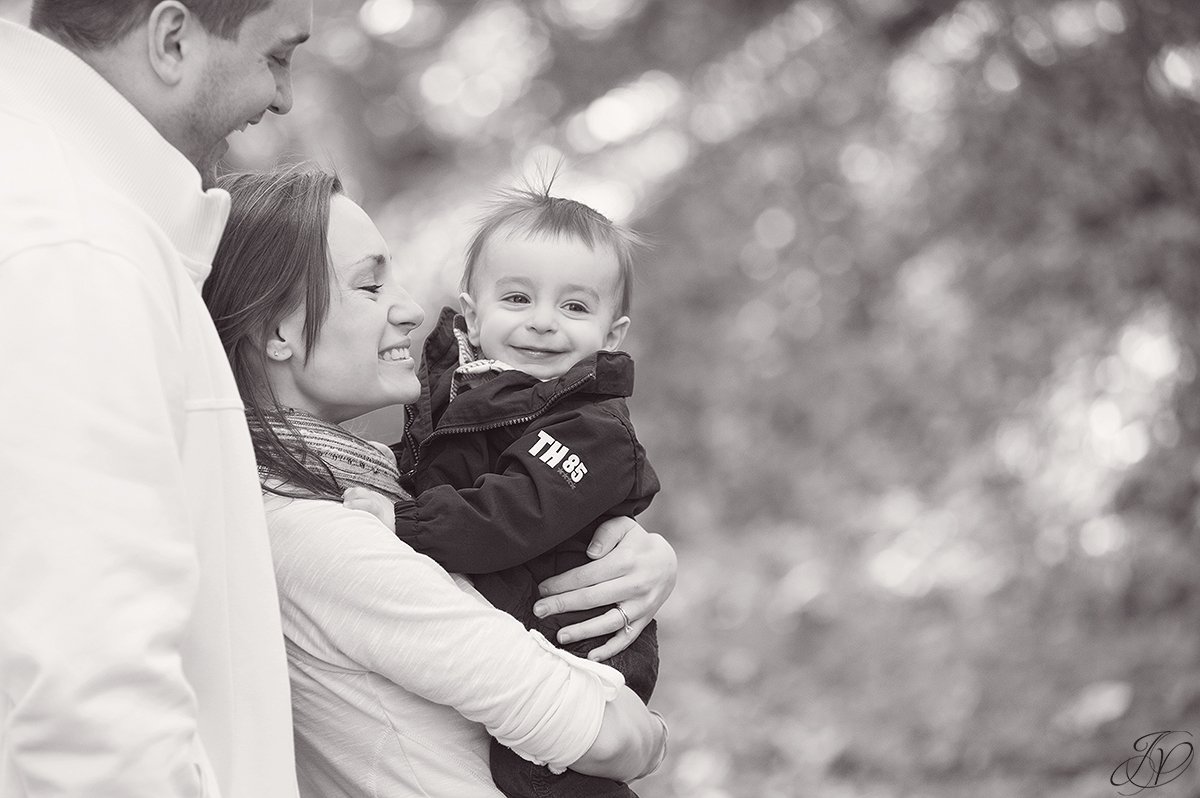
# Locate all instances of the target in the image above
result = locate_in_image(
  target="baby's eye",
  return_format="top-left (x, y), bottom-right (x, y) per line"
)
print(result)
top-left (500, 293), bottom-right (530, 304)
top-left (563, 301), bottom-right (590, 314)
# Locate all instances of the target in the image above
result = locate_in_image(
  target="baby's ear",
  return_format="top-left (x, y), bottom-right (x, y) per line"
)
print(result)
top-left (459, 292), bottom-right (482, 346)
top-left (604, 315), bottom-right (631, 351)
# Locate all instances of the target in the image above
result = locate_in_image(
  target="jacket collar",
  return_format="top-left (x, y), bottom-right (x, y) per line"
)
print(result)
top-left (0, 20), bottom-right (231, 287)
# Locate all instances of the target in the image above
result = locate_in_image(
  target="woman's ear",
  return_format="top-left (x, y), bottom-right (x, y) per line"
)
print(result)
top-left (269, 305), bottom-right (307, 363)
top-left (145, 1), bottom-right (196, 87)
top-left (603, 315), bottom-right (630, 351)
top-left (459, 292), bottom-right (482, 347)
top-left (266, 326), bottom-right (295, 362)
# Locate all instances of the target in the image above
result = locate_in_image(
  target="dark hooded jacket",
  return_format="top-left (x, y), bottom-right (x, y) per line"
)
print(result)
top-left (391, 307), bottom-right (660, 655)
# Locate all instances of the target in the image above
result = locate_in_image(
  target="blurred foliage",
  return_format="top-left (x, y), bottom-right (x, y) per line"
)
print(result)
top-left (7, 0), bottom-right (1200, 794)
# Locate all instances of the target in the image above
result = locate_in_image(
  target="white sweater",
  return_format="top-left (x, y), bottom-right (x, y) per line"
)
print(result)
top-left (264, 495), bottom-right (625, 798)
top-left (0, 20), bottom-right (298, 798)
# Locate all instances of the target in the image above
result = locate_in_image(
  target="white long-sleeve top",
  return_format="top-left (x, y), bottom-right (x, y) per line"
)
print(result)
top-left (264, 495), bottom-right (626, 798)
top-left (0, 20), bottom-right (298, 798)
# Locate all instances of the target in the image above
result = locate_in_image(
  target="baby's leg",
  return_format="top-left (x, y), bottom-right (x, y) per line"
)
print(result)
top-left (472, 570), bottom-right (645, 797)
top-left (342, 487), bottom-right (397, 533)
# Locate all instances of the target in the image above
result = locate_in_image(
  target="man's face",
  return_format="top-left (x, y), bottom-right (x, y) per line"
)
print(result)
top-left (184, 0), bottom-right (312, 184)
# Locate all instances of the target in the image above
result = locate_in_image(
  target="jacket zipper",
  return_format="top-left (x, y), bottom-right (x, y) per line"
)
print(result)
top-left (405, 370), bottom-right (595, 475)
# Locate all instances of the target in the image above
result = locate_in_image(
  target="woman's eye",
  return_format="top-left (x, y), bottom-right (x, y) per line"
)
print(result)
top-left (360, 284), bottom-right (384, 295)
top-left (272, 54), bottom-right (291, 67)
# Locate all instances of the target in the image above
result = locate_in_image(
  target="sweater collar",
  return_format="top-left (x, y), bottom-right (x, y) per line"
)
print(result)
top-left (0, 20), bottom-right (231, 287)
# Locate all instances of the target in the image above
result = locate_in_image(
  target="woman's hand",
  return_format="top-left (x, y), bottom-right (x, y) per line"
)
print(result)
top-left (533, 517), bottom-right (677, 661)
top-left (569, 686), bottom-right (669, 782)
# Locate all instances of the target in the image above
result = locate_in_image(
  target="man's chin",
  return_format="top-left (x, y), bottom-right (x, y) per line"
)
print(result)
top-left (199, 164), bottom-right (218, 190)
top-left (197, 140), bottom-right (229, 190)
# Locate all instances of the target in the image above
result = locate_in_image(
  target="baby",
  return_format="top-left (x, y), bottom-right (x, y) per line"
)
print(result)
top-left (346, 181), bottom-right (662, 798)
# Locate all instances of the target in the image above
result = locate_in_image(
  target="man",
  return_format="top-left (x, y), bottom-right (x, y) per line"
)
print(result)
top-left (0, 1), bottom-right (311, 796)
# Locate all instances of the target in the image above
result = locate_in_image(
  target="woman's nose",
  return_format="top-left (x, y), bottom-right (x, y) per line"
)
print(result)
top-left (386, 290), bottom-right (425, 330)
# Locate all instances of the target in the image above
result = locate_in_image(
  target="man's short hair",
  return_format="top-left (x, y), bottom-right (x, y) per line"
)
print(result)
top-left (31, 0), bottom-right (273, 50)
top-left (463, 180), bottom-right (645, 318)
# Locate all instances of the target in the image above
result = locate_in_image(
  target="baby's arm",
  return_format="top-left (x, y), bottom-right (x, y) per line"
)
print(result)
top-left (395, 408), bottom-right (653, 574)
top-left (343, 487), bottom-right (397, 533)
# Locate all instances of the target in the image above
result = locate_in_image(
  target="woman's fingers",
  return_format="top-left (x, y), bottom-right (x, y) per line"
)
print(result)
top-left (555, 604), bottom-right (635, 643)
top-left (535, 527), bottom-right (676, 620)
top-left (536, 519), bottom-right (647, 601)
top-left (553, 606), bottom-right (644, 661)
top-left (539, 551), bottom-right (624, 596)
top-left (584, 516), bottom-right (638, 559)
top-left (585, 630), bottom-right (635, 662)
top-left (534, 575), bottom-right (629, 619)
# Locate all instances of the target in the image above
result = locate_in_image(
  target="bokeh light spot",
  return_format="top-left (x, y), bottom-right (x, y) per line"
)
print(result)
top-left (1161, 48), bottom-right (1196, 93)
top-left (544, 0), bottom-right (645, 38)
top-left (359, 0), bottom-right (413, 36)
top-left (984, 54), bottom-right (1020, 93)
top-left (420, 62), bottom-right (465, 105)
top-left (754, 207), bottom-right (797, 251)
top-left (1095, 0), bottom-right (1126, 34)
top-left (1079, 516), bottom-right (1128, 557)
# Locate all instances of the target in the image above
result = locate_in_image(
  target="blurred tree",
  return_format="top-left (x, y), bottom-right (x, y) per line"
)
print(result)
top-left (6, 0), bottom-right (1200, 792)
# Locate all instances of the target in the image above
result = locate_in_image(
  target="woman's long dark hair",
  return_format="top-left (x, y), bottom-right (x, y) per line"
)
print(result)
top-left (202, 164), bottom-right (344, 499)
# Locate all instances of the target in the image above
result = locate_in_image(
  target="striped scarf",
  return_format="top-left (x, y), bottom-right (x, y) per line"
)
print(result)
top-left (250, 408), bottom-right (410, 503)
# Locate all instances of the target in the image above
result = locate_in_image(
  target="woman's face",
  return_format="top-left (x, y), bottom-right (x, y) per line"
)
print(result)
top-left (272, 194), bottom-right (425, 423)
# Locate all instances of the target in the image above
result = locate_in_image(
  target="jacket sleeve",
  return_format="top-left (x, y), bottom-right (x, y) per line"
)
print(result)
top-left (394, 405), bottom-right (643, 574)
top-left (269, 497), bottom-right (624, 771)
top-left (0, 243), bottom-right (211, 798)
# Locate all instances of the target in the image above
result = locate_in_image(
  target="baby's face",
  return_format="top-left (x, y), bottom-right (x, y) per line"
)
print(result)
top-left (462, 235), bottom-right (630, 380)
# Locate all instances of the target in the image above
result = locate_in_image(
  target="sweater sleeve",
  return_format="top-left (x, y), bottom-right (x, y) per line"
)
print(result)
top-left (0, 243), bottom-right (210, 797)
top-left (395, 406), bottom-right (642, 573)
top-left (266, 496), bottom-right (624, 771)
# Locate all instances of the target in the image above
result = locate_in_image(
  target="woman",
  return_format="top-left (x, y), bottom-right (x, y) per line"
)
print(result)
top-left (202, 165), bottom-right (675, 797)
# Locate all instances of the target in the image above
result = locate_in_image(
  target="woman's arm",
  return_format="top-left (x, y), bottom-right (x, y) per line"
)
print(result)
top-left (572, 686), bottom-right (669, 781)
top-left (534, 517), bottom-right (677, 661)
top-left (268, 498), bottom-right (664, 780)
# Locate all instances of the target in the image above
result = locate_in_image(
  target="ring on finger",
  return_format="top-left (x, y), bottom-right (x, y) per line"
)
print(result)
top-left (616, 604), bottom-right (634, 636)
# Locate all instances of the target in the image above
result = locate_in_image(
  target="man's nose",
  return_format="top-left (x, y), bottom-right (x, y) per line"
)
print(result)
top-left (270, 72), bottom-right (294, 116)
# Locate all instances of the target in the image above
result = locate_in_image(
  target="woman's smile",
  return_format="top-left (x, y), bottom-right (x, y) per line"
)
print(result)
top-left (378, 343), bottom-right (412, 362)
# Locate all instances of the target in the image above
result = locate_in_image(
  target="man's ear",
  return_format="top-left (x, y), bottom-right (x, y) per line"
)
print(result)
top-left (604, 315), bottom-right (631, 351)
top-left (459, 292), bottom-right (482, 347)
top-left (146, 1), bottom-right (196, 86)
